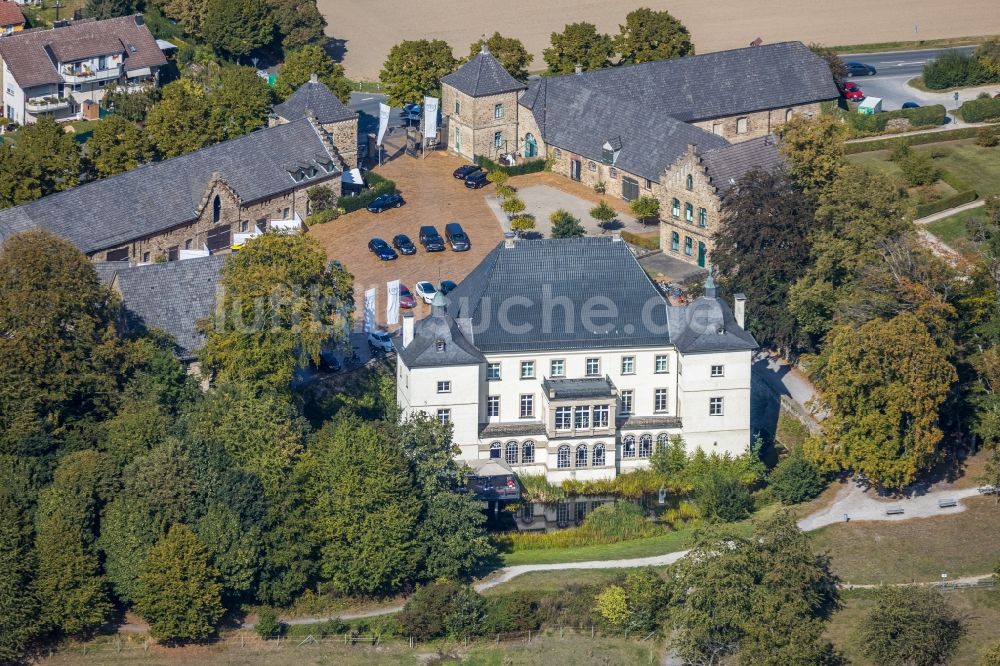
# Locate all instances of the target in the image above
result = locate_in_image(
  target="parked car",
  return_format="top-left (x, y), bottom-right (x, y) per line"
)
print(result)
top-left (445, 222), bottom-right (470, 251)
top-left (318, 351), bottom-right (342, 372)
top-left (439, 279), bottom-right (458, 295)
top-left (415, 281), bottom-right (437, 304)
top-left (419, 225), bottom-right (445, 252)
top-left (465, 171), bottom-right (490, 189)
top-left (392, 233), bottom-right (416, 255)
top-left (368, 237), bottom-right (398, 261)
top-left (901, 101), bottom-right (921, 109)
top-left (367, 192), bottom-right (405, 213)
top-left (453, 164), bottom-right (482, 179)
top-left (398, 284), bottom-right (416, 309)
top-left (403, 103), bottom-right (422, 115)
top-left (368, 329), bottom-right (394, 354)
top-left (844, 61), bottom-right (877, 76)
top-left (842, 81), bottom-right (865, 101)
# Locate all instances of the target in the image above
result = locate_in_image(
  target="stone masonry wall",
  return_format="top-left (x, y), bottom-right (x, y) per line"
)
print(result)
top-left (657, 146), bottom-right (721, 267)
top-left (548, 146), bottom-right (656, 203)
top-left (322, 118), bottom-right (359, 169)
top-left (690, 102), bottom-right (823, 142)
top-left (441, 83), bottom-right (521, 161)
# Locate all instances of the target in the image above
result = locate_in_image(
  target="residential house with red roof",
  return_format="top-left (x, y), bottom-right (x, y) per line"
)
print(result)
top-left (0, 1), bottom-right (25, 37)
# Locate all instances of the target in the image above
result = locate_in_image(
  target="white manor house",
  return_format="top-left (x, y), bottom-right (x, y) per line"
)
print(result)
top-left (395, 236), bottom-right (758, 482)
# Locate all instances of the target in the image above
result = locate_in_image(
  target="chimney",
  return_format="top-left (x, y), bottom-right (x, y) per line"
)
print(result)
top-left (574, 63), bottom-right (583, 75)
top-left (309, 72), bottom-right (319, 84)
top-left (734, 293), bottom-right (747, 329)
top-left (402, 311), bottom-right (415, 347)
top-left (611, 230), bottom-right (622, 242)
top-left (134, 13), bottom-right (144, 26)
top-left (504, 231), bottom-right (516, 249)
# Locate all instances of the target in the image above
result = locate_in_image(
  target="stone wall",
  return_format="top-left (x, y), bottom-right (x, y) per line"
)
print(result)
top-left (322, 117), bottom-right (359, 169)
top-left (441, 83), bottom-right (521, 161)
top-left (657, 146), bottom-right (722, 267)
top-left (690, 102), bottom-right (822, 142)
top-left (548, 146), bottom-right (656, 203)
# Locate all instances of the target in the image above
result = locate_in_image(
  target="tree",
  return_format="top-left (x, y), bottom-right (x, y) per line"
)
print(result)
top-left (769, 449), bottom-right (826, 503)
top-left (0, 231), bottom-right (124, 456)
top-left (712, 169), bottom-right (815, 352)
top-left (695, 468), bottom-right (753, 521)
top-left (87, 115), bottom-right (153, 178)
top-left (34, 451), bottom-right (113, 637)
top-left (152, 0), bottom-right (209, 37)
top-left (810, 44), bottom-right (847, 87)
top-left (274, 44), bottom-right (352, 102)
top-left (981, 641), bottom-right (1000, 666)
top-left (309, 416), bottom-right (422, 596)
top-left (86, 0), bottom-right (133, 18)
top-left (595, 585), bottom-right (630, 628)
top-left (201, 0), bottom-right (274, 58)
top-left (979, 448), bottom-right (1000, 504)
top-left (134, 524), bottom-right (225, 642)
top-left (200, 234), bottom-right (353, 395)
top-left (398, 580), bottom-right (485, 640)
top-left (255, 607), bottom-right (283, 638)
top-left (144, 79), bottom-right (217, 158)
top-left (778, 114), bottom-right (847, 196)
top-left (379, 39), bottom-right (456, 107)
top-left (0, 116), bottom-right (81, 207)
top-left (543, 22), bottom-right (614, 74)
top-left (614, 7), bottom-right (694, 65)
top-left (468, 32), bottom-right (533, 80)
top-left (510, 214), bottom-right (536, 235)
top-left (808, 312), bottom-right (957, 490)
top-left (0, 488), bottom-right (39, 662)
top-left (269, 0), bottom-right (327, 52)
top-left (589, 200), bottom-right (617, 230)
top-left (500, 194), bottom-right (526, 216)
top-left (978, 39), bottom-right (1000, 76)
top-left (550, 208), bottom-right (585, 238)
top-left (103, 84), bottom-right (161, 123)
top-left (210, 66), bottom-right (274, 140)
top-left (629, 194), bottom-right (660, 225)
top-left (858, 587), bottom-right (963, 666)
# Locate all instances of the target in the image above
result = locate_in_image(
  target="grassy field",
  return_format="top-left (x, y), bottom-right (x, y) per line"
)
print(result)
top-left (848, 140), bottom-right (1000, 200)
top-left (830, 35), bottom-right (999, 54)
top-left (826, 587), bottom-right (1000, 666)
top-left (809, 496), bottom-right (1000, 585)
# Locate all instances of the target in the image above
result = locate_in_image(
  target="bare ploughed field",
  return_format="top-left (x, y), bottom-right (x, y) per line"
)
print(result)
top-left (319, 0), bottom-right (1000, 80)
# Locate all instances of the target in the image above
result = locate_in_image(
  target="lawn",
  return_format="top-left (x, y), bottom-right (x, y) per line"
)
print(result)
top-left (825, 587), bottom-right (1000, 666)
top-left (848, 140), bottom-right (1000, 200)
top-left (809, 496), bottom-right (1000, 585)
top-left (925, 205), bottom-right (990, 257)
top-left (480, 569), bottom-right (627, 596)
top-left (500, 530), bottom-right (696, 566)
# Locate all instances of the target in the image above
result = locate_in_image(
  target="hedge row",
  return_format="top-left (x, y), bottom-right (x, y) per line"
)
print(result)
top-left (475, 154), bottom-right (548, 176)
top-left (959, 97), bottom-right (1000, 123)
top-left (620, 230), bottom-right (660, 250)
top-left (337, 172), bottom-right (396, 213)
top-left (844, 105), bottom-right (947, 136)
top-left (844, 127), bottom-right (980, 154)
top-left (913, 170), bottom-right (977, 219)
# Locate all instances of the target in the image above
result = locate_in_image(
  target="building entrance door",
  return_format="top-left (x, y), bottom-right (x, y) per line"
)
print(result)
top-left (570, 159), bottom-right (581, 181)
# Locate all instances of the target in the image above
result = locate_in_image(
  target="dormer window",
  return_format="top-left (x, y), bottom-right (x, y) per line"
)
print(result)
top-left (307, 166), bottom-right (317, 178)
top-left (321, 161), bottom-right (334, 173)
top-left (290, 169), bottom-right (305, 183)
top-left (602, 138), bottom-right (622, 165)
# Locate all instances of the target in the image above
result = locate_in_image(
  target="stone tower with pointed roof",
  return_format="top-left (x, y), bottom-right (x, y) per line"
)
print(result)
top-left (271, 74), bottom-right (360, 168)
top-left (440, 44), bottom-right (527, 162)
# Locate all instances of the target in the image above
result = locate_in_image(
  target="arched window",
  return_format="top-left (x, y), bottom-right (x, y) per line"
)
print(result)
top-left (505, 441), bottom-right (519, 465)
top-left (489, 442), bottom-right (501, 459)
top-left (639, 434), bottom-right (653, 458)
top-left (576, 444), bottom-right (588, 467)
top-left (656, 433), bottom-right (669, 452)
top-left (622, 435), bottom-right (636, 459)
top-left (557, 445), bottom-right (571, 468)
top-left (524, 133), bottom-right (538, 159)
top-left (686, 173), bottom-right (694, 190)
top-left (785, 108), bottom-right (794, 122)
top-left (671, 231), bottom-right (680, 252)
top-left (522, 440), bottom-right (535, 463)
top-left (592, 443), bottom-right (606, 467)
top-left (212, 195), bottom-right (221, 224)
top-left (698, 207), bottom-right (708, 227)
top-left (685, 202), bottom-right (694, 223)
top-left (671, 198), bottom-right (680, 218)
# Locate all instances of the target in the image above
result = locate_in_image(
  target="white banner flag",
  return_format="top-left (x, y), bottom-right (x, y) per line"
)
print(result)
top-left (363, 287), bottom-right (377, 333)
top-left (376, 102), bottom-right (390, 146)
top-left (423, 96), bottom-right (439, 141)
top-left (386, 279), bottom-right (400, 326)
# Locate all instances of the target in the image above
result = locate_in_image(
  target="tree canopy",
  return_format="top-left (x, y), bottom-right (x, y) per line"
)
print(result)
top-left (550, 209), bottom-right (585, 238)
top-left (380, 39), bottom-right (456, 107)
top-left (0, 117), bottom-right (81, 209)
top-left (614, 7), bottom-right (694, 65)
top-left (543, 22), bottom-right (614, 74)
top-left (468, 32), bottom-right (533, 80)
top-left (87, 115), bottom-right (154, 178)
top-left (201, 0), bottom-right (274, 58)
top-left (857, 587), bottom-right (964, 666)
top-left (275, 45), bottom-right (352, 102)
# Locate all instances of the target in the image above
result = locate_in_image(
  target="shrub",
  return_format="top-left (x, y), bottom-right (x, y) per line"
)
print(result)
top-left (845, 105), bottom-right (947, 137)
top-left (255, 607), bottom-right (283, 638)
top-left (593, 181), bottom-right (606, 194)
top-left (307, 184), bottom-right (338, 212)
top-left (960, 97), bottom-right (1000, 123)
top-left (590, 200), bottom-right (617, 227)
top-left (495, 502), bottom-right (659, 552)
top-left (922, 50), bottom-right (997, 89)
top-left (475, 154), bottom-right (546, 176)
top-left (629, 195), bottom-right (661, 224)
top-left (482, 595), bottom-right (539, 634)
top-left (510, 214), bottom-right (535, 234)
top-left (595, 585), bottom-right (629, 628)
top-left (486, 169), bottom-right (509, 186)
top-left (550, 209), bottom-right (585, 238)
top-left (844, 128), bottom-right (979, 155)
top-left (534, 583), bottom-right (609, 628)
top-left (501, 195), bottom-right (526, 216)
top-left (858, 587), bottom-right (964, 666)
top-left (898, 151), bottom-right (940, 186)
top-left (890, 143), bottom-right (912, 162)
top-left (306, 208), bottom-right (343, 225)
top-left (495, 184), bottom-right (515, 198)
top-left (769, 450), bottom-right (826, 504)
top-left (620, 230), bottom-right (659, 250)
top-left (337, 172), bottom-right (396, 213)
top-left (397, 580), bottom-right (485, 640)
top-left (978, 126), bottom-right (1000, 147)
top-left (980, 640), bottom-right (1000, 666)
top-left (695, 470), bottom-right (753, 522)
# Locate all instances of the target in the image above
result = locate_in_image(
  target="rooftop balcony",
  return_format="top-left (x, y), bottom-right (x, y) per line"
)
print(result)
top-left (25, 95), bottom-right (70, 113)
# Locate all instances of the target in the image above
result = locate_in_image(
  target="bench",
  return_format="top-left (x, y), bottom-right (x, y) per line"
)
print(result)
top-left (938, 498), bottom-right (958, 508)
top-left (885, 506), bottom-right (905, 515)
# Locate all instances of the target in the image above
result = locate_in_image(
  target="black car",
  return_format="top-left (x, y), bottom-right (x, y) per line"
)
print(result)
top-left (367, 192), bottom-right (405, 213)
top-left (844, 61), bottom-right (877, 76)
top-left (368, 237), bottom-right (398, 260)
top-left (901, 101), bottom-right (921, 109)
top-left (445, 222), bottom-right (470, 251)
top-left (453, 164), bottom-right (482, 179)
top-left (392, 233), bottom-right (416, 255)
top-left (465, 171), bottom-right (490, 189)
top-left (419, 225), bottom-right (445, 252)
top-left (439, 280), bottom-right (458, 295)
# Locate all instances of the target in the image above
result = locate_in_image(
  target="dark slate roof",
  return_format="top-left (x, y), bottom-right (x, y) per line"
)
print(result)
top-left (523, 80), bottom-right (728, 181)
top-left (534, 41), bottom-right (839, 123)
top-left (446, 236), bottom-right (672, 353)
top-left (110, 256), bottom-right (224, 359)
top-left (0, 15), bottom-right (166, 88)
top-left (700, 134), bottom-right (784, 193)
top-left (619, 415), bottom-right (683, 429)
top-left (542, 376), bottom-right (617, 400)
top-left (0, 118), bottom-right (337, 254)
top-left (394, 301), bottom-right (485, 368)
top-left (273, 78), bottom-right (357, 124)
top-left (441, 48), bottom-right (526, 97)
top-left (666, 277), bottom-right (758, 353)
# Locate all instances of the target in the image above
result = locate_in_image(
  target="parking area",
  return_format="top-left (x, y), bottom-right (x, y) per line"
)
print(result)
top-left (308, 151), bottom-right (505, 331)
